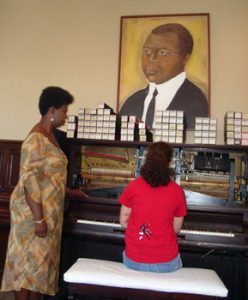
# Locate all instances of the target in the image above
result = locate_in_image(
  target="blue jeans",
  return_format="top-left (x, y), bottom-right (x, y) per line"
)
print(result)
top-left (123, 251), bottom-right (182, 273)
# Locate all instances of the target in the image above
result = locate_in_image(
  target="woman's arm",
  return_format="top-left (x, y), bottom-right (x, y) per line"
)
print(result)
top-left (173, 216), bottom-right (184, 233)
top-left (119, 205), bottom-right (131, 228)
top-left (24, 188), bottom-right (47, 238)
top-left (24, 187), bottom-right (43, 221)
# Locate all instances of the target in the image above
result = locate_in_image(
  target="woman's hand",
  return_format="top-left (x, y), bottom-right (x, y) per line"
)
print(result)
top-left (119, 205), bottom-right (131, 228)
top-left (66, 187), bottom-right (88, 200)
top-left (34, 221), bottom-right (48, 238)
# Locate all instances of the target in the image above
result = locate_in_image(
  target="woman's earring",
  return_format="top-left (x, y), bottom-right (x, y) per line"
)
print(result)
top-left (50, 117), bottom-right (54, 122)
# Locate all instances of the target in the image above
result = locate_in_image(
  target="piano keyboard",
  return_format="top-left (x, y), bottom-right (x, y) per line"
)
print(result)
top-left (76, 219), bottom-right (235, 238)
top-left (77, 219), bottom-right (122, 229)
top-left (180, 229), bottom-right (235, 238)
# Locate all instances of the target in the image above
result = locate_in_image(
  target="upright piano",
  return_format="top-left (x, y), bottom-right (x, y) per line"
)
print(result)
top-left (60, 140), bottom-right (248, 300)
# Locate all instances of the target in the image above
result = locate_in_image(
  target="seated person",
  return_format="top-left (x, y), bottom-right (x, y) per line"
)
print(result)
top-left (119, 142), bottom-right (187, 272)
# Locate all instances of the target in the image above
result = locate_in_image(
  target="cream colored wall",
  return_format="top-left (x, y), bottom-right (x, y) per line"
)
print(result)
top-left (0, 0), bottom-right (247, 143)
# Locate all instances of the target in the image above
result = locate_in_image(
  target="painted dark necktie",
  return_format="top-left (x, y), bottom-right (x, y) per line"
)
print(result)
top-left (145, 89), bottom-right (158, 129)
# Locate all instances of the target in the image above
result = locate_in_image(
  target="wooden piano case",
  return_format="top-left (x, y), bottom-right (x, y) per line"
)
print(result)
top-left (0, 138), bottom-right (247, 300)
top-left (60, 139), bottom-right (248, 300)
top-left (0, 140), bottom-right (21, 282)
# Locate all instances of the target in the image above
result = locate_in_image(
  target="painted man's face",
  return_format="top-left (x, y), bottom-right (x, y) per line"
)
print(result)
top-left (142, 32), bottom-right (189, 84)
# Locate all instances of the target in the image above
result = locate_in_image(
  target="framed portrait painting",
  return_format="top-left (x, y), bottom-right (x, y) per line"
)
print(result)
top-left (117, 13), bottom-right (210, 129)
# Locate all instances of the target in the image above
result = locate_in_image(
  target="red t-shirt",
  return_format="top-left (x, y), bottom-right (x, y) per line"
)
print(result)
top-left (119, 176), bottom-right (186, 263)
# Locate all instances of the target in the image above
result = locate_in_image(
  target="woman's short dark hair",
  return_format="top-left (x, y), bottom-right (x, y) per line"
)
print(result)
top-left (140, 142), bottom-right (173, 187)
top-left (39, 86), bottom-right (74, 116)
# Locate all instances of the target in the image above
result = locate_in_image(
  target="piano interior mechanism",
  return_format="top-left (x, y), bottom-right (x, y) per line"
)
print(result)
top-left (61, 142), bottom-right (248, 300)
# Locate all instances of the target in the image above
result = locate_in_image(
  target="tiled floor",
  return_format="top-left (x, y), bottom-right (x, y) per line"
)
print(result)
top-left (0, 293), bottom-right (114, 300)
top-left (0, 291), bottom-right (14, 300)
top-left (0, 291), bottom-right (63, 300)
top-left (0, 292), bottom-right (52, 300)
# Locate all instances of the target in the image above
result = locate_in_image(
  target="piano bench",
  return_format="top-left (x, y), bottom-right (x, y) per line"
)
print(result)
top-left (63, 258), bottom-right (228, 300)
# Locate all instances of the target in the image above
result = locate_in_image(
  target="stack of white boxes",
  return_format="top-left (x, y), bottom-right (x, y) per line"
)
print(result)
top-left (77, 103), bottom-right (117, 140)
top-left (120, 115), bottom-right (138, 141)
top-left (137, 121), bottom-right (153, 142)
top-left (153, 110), bottom-right (184, 143)
top-left (194, 117), bottom-right (217, 144)
top-left (66, 115), bottom-right (78, 138)
top-left (120, 116), bottom-right (153, 142)
top-left (225, 112), bottom-right (248, 145)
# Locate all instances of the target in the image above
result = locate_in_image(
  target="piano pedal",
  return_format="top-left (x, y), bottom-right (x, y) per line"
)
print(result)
top-left (201, 248), bottom-right (215, 258)
top-left (67, 295), bottom-right (78, 300)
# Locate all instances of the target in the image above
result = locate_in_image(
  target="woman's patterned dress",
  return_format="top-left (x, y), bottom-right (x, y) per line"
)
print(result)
top-left (1, 132), bottom-right (67, 295)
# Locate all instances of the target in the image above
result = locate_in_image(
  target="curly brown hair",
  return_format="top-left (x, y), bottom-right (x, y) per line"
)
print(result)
top-left (140, 142), bottom-right (173, 187)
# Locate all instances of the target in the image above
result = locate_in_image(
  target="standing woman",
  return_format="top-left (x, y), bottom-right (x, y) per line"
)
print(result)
top-left (1, 87), bottom-right (86, 300)
top-left (119, 142), bottom-right (186, 272)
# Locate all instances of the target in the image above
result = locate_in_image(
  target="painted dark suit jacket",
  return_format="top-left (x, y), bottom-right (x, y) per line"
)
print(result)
top-left (119, 79), bottom-right (209, 129)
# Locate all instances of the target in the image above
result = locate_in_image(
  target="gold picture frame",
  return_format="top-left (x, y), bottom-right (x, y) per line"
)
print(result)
top-left (117, 13), bottom-right (210, 124)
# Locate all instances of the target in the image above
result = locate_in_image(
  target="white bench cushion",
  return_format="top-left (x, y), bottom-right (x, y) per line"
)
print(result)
top-left (64, 258), bottom-right (228, 298)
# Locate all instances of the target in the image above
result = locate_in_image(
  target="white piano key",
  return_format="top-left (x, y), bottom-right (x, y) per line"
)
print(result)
top-left (77, 219), bottom-right (122, 229)
top-left (179, 229), bottom-right (235, 238)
